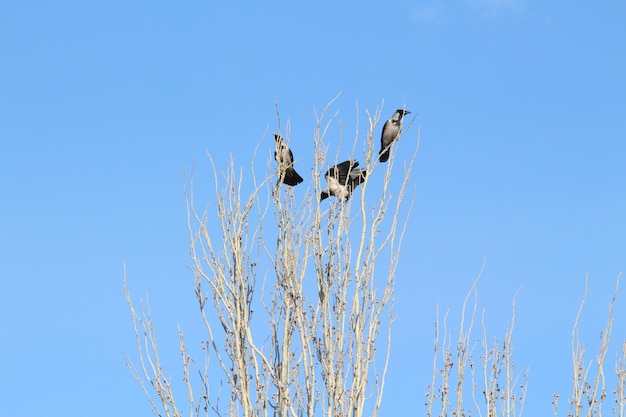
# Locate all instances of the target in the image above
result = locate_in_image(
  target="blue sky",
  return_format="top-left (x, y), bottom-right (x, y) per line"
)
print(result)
top-left (1, 1), bottom-right (625, 416)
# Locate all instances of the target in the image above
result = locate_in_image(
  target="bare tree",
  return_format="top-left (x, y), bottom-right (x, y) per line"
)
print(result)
top-left (425, 269), bottom-right (625, 417)
top-left (425, 262), bottom-right (528, 417)
top-left (124, 99), bottom-right (419, 417)
top-left (553, 272), bottom-right (625, 417)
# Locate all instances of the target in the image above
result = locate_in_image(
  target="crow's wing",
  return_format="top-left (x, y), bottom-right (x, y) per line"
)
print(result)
top-left (283, 167), bottom-right (304, 186)
top-left (348, 169), bottom-right (367, 191)
top-left (325, 160), bottom-right (358, 185)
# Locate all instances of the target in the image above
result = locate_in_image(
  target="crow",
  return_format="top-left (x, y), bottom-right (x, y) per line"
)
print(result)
top-left (320, 160), bottom-right (367, 201)
top-left (274, 134), bottom-right (304, 186)
top-left (379, 109), bottom-right (411, 163)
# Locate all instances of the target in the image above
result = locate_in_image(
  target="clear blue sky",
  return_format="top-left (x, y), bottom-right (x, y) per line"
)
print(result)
top-left (1, 1), bottom-right (625, 416)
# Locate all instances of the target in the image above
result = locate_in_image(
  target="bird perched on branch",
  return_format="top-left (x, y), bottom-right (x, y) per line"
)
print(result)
top-left (320, 160), bottom-right (367, 201)
top-left (379, 109), bottom-right (411, 163)
top-left (274, 134), bottom-right (304, 186)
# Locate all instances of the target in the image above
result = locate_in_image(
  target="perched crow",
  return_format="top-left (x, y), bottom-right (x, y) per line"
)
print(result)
top-left (274, 134), bottom-right (304, 186)
top-left (379, 109), bottom-right (411, 163)
top-left (320, 160), bottom-right (367, 201)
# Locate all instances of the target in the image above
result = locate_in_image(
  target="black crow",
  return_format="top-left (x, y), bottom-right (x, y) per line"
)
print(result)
top-left (320, 160), bottom-right (367, 201)
top-left (379, 109), bottom-right (411, 163)
top-left (274, 134), bottom-right (304, 186)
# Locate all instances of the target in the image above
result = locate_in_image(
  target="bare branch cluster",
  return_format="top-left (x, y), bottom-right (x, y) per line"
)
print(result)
top-left (553, 272), bottom-right (625, 417)
top-left (125, 99), bottom-right (419, 417)
top-left (425, 263), bottom-right (528, 417)
top-left (424, 269), bottom-right (625, 417)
